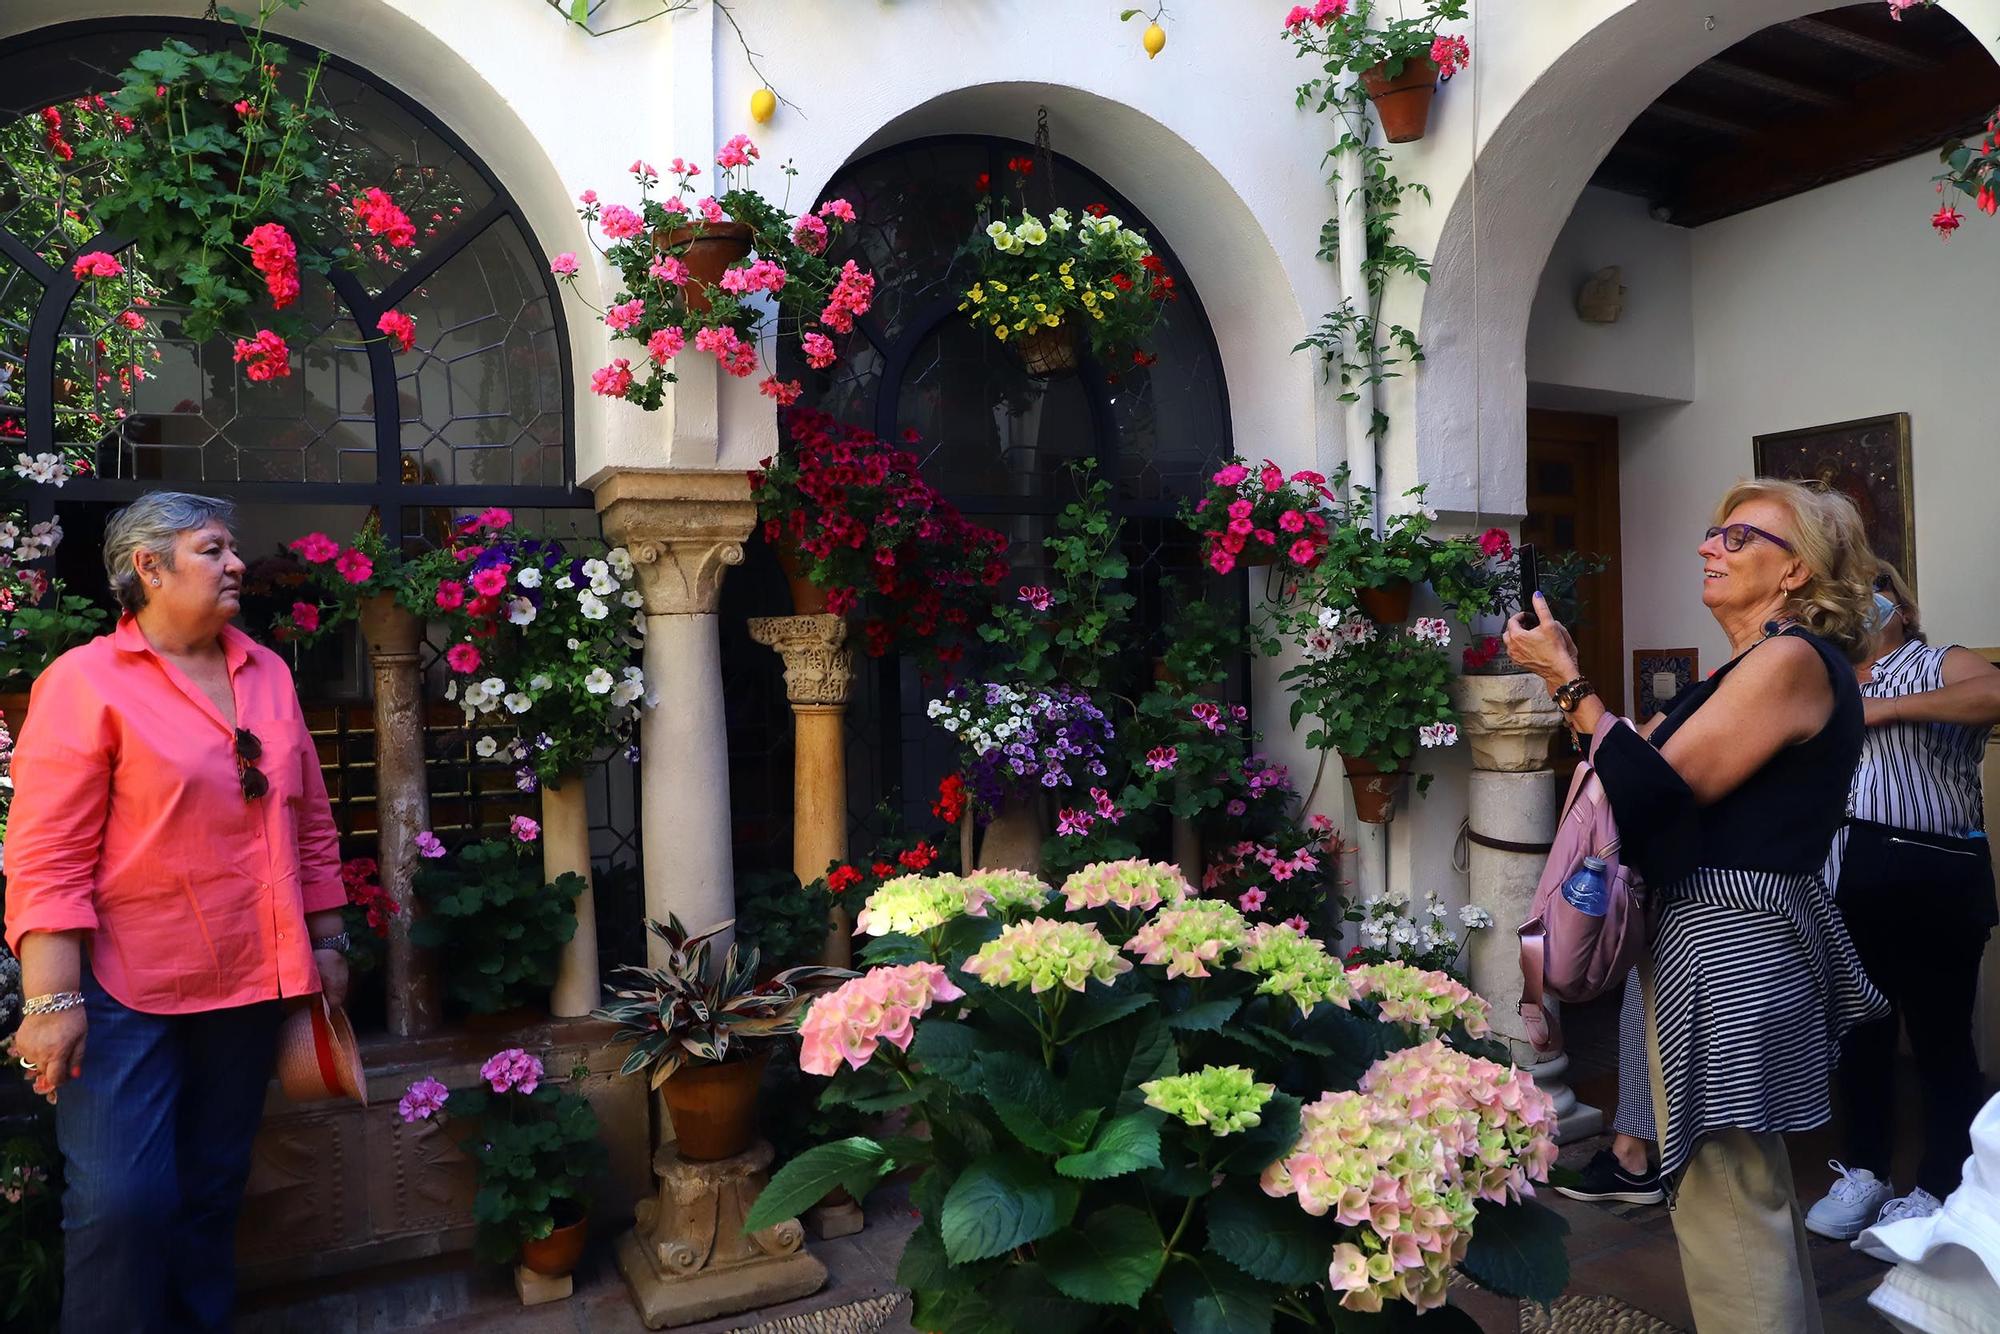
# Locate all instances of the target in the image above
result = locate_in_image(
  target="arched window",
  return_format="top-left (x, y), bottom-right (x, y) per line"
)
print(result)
top-left (0, 21), bottom-right (640, 968)
top-left (728, 134), bottom-right (1235, 858)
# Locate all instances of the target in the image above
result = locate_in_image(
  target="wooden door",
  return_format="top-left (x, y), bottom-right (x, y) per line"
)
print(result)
top-left (1524, 411), bottom-right (1625, 718)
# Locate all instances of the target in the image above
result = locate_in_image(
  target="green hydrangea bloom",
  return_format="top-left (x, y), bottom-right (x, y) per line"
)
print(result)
top-left (1141, 1065), bottom-right (1275, 1135)
top-left (961, 869), bottom-right (1053, 917)
top-left (962, 918), bottom-right (1131, 994)
top-left (853, 873), bottom-right (991, 938)
top-left (1122, 900), bottom-right (1248, 978)
top-left (1234, 921), bottom-right (1352, 1015)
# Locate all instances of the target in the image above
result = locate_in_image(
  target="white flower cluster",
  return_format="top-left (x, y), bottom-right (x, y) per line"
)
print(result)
top-left (1418, 722), bottom-right (1459, 748)
top-left (12, 452), bottom-right (72, 487)
top-left (1410, 617), bottom-right (1452, 648)
top-left (0, 517), bottom-right (61, 569)
top-left (1301, 606), bottom-right (1376, 660)
top-left (983, 208), bottom-right (1149, 259)
top-left (925, 685), bottom-right (1034, 752)
top-left (1354, 893), bottom-right (1479, 966)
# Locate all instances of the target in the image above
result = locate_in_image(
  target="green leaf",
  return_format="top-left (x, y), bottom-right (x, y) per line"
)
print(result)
top-left (570, 0), bottom-right (590, 21)
top-left (1065, 1014), bottom-right (1176, 1116)
top-left (1039, 1205), bottom-right (1166, 1307)
top-left (897, 1221), bottom-right (986, 1294)
top-left (909, 1019), bottom-right (983, 1092)
top-left (1055, 1112), bottom-right (1163, 1180)
top-left (979, 1051), bottom-right (1078, 1152)
top-left (1459, 1197), bottom-right (1571, 1302)
top-left (1166, 998), bottom-right (1241, 1032)
top-left (1059, 988), bottom-right (1155, 1041)
top-left (1204, 1180), bottom-right (1340, 1286)
top-left (1214, 1093), bottom-right (1302, 1177)
top-left (740, 1138), bottom-right (890, 1235)
top-left (1158, 1255), bottom-right (1275, 1334)
top-left (939, 1154), bottom-right (1078, 1264)
top-left (1120, 7), bottom-right (1142, 19)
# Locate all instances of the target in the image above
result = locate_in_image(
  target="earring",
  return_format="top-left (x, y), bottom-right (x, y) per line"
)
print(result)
top-left (150, 577), bottom-right (160, 587)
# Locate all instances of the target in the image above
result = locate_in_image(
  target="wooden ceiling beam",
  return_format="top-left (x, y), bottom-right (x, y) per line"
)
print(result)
top-left (1782, 16), bottom-right (1935, 72)
top-left (1699, 58), bottom-right (1847, 109)
top-left (1663, 43), bottom-right (2000, 226)
top-left (1641, 98), bottom-right (1761, 138)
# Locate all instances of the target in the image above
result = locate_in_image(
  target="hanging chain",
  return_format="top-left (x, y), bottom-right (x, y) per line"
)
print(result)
top-left (1033, 106), bottom-right (1057, 215)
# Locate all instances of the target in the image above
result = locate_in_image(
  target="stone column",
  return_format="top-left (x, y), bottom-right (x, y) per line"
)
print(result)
top-left (358, 593), bottom-right (441, 1038)
top-left (747, 614), bottom-right (855, 968)
top-left (596, 472), bottom-right (755, 965)
top-left (543, 776), bottom-right (600, 1017)
top-left (1449, 672), bottom-right (1604, 1143)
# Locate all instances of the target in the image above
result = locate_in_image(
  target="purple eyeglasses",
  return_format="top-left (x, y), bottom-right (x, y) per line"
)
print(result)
top-left (1705, 523), bottom-right (1794, 554)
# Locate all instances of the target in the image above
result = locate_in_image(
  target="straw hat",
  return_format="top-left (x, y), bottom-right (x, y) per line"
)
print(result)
top-left (276, 993), bottom-right (367, 1104)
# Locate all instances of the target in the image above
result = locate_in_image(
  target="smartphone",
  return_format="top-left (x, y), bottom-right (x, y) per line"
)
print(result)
top-left (1517, 543), bottom-right (1541, 629)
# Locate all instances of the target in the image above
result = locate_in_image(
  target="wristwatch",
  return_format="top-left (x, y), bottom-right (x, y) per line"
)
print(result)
top-left (1553, 676), bottom-right (1595, 714)
top-left (311, 932), bottom-right (352, 953)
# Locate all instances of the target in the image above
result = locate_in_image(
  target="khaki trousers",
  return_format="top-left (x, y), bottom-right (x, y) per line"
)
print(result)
top-left (1640, 963), bottom-right (1826, 1334)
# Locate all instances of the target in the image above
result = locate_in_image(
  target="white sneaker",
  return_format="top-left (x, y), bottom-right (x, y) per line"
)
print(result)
top-left (1875, 1187), bottom-right (1943, 1227)
top-left (1805, 1161), bottom-right (1892, 1240)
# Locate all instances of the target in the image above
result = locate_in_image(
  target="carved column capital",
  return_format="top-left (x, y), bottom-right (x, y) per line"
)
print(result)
top-left (594, 471), bottom-right (757, 616)
top-left (747, 615), bottom-right (854, 707)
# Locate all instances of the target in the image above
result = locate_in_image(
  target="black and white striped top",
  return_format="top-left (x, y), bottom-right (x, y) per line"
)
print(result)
top-left (1852, 639), bottom-right (1990, 837)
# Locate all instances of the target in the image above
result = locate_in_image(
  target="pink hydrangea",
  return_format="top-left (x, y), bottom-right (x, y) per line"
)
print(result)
top-left (479, 1047), bottom-right (543, 1094)
top-left (1124, 901), bottom-right (1249, 979)
top-left (591, 358), bottom-right (635, 397)
top-left (290, 532), bottom-right (340, 564)
top-left (1061, 858), bottom-right (1191, 913)
top-left (1348, 961), bottom-right (1491, 1037)
top-left (550, 251), bottom-right (579, 276)
top-left (797, 963), bottom-right (964, 1076)
top-left (397, 1076), bottom-right (449, 1122)
top-left (800, 331), bottom-right (837, 370)
top-left (646, 326), bottom-right (686, 364)
top-left (598, 204), bottom-right (644, 240)
top-left (334, 548), bottom-right (373, 584)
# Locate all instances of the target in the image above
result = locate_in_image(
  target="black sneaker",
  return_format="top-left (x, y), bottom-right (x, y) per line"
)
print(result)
top-left (1555, 1149), bottom-right (1666, 1205)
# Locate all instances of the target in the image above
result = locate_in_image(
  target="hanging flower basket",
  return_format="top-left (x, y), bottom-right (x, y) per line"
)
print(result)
top-left (657, 220), bottom-right (755, 315)
top-left (1361, 55), bottom-right (1441, 144)
top-left (1013, 322), bottom-right (1079, 378)
top-left (1358, 578), bottom-right (1414, 625)
top-left (1342, 754), bottom-right (1408, 825)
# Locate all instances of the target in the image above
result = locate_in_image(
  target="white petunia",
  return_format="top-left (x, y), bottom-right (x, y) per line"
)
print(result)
top-left (475, 735), bottom-right (499, 758)
top-left (583, 667), bottom-right (614, 695)
top-left (607, 548), bottom-right (634, 579)
top-left (507, 597), bottom-right (536, 626)
top-left (581, 558), bottom-right (609, 584)
top-left (579, 592), bottom-right (608, 621)
top-left (621, 589), bottom-right (643, 609)
top-left (555, 575), bottom-right (574, 590)
top-left (517, 566), bottom-right (543, 589)
top-left (445, 680), bottom-right (458, 701)
top-left (529, 674), bottom-right (552, 691)
top-left (504, 692), bottom-right (532, 714)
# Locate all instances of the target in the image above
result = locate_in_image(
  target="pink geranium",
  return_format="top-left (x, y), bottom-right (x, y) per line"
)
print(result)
top-left (351, 188), bottom-right (416, 248)
top-left (415, 830), bottom-right (447, 858)
top-left (479, 1047), bottom-right (543, 1094)
top-left (290, 532), bottom-right (340, 564)
top-left (716, 134), bottom-right (759, 169)
top-left (376, 309), bottom-right (416, 354)
top-left (334, 548), bottom-right (373, 585)
top-left (604, 298), bottom-right (646, 332)
top-left (646, 326), bottom-right (686, 364)
top-left (244, 222), bottom-right (300, 309)
top-left (819, 260), bottom-right (875, 334)
top-left (232, 329), bottom-right (291, 382)
top-left (510, 814), bottom-right (540, 843)
top-left (598, 204), bottom-right (644, 240)
top-left (648, 255), bottom-right (688, 284)
top-left (818, 199), bottom-right (857, 223)
top-left (792, 214), bottom-right (829, 254)
top-left (71, 250), bottom-right (125, 280)
top-left (719, 259), bottom-right (787, 296)
top-left (396, 1076), bottom-right (449, 1122)
top-left (591, 358), bottom-right (634, 397)
top-left (800, 331), bottom-right (837, 370)
top-left (1017, 585), bottom-right (1053, 611)
top-left (549, 251), bottom-right (579, 276)
top-left (758, 376), bottom-right (803, 406)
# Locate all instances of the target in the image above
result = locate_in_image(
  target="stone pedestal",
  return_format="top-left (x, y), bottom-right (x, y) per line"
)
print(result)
top-left (1448, 672), bottom-right (1563, 773)
top-left (358, 594), bottom-right (441, 1038)
top-left (513, 1265), bottom-right (573, 1306)
top-left (597, 473), bottom-right (757, 963)
top-left (747, 614), bottom-right (856, 969)
top-left (977, 797), bottom-right (1047, 874)
top-left (542, 776), bottom-right (599, 1017)
top-left (1464, 768), bottom-right (1603, 1143)
top-left (616, 1140), bottom-right (827, 1329)
top-left (807, 1195), bottom-right (864, 1240)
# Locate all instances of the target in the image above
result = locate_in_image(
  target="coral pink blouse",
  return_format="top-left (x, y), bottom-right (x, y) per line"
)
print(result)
top-left (3, 616), bottom-right (344, 1013)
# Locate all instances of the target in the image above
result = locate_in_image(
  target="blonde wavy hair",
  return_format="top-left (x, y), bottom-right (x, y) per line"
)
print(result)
top-left (1876, 560), bottom-right (1923, 643)
top-left (1713, 478), bottom-right (1875, 661)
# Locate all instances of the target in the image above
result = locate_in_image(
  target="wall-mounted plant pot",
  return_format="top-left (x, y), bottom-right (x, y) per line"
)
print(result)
top-left (661, 1050), bottom-right (768, 1161)
top-left (1341, 754), bottom-right (1407, 825)
top-left (771, 531), bottom-right (830, 615)
top-left (1361, 55), bottom-right (1440, 144)
top-left (1013, 323), bottom-right (1079, 378)
top-left (518, 1199), bottom-right (589, 1277)
top-left (1357, 578), bottom-right (1414, 625)
top-left (658, 221), bottom-right (755, 314)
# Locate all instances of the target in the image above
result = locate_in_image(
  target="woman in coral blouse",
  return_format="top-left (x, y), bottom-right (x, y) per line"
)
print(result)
top-left (4, 491), bottom-right (348, 1334)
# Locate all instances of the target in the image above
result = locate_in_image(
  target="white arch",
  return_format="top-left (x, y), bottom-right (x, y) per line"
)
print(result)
top-left (1414, 0), bottom-right (2000, 516)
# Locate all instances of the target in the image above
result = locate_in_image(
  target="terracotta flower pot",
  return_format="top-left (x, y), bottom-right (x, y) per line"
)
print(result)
top-left (662, 1050), bottom-right (768, 1161)
top-left (1341, 754), bottom-right (1407, 825)
top-left (1357, 578), bottom-right (1414, 625)
top-left (519, 1199), bottom-right (589, 1277)
top-left (658, 221), bottom-right (755, 315)
top-left (772, 532), bottom-right (830, 615)
top-left (1361, 54), bottom-right (1440, 144)
top-left (1013, 323), bottom-right (1079, 378)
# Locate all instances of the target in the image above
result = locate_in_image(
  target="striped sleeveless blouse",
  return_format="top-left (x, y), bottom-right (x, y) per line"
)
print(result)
top-left (1853, 638), bottom-right (1990, 836)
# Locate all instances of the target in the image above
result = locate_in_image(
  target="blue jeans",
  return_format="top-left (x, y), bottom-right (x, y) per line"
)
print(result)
top-left (55, 966), bottom-right (283, 1334)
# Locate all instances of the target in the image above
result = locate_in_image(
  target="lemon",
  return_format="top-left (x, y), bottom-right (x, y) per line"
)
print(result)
top-left (1143, 22), bottom-right (1166, 59)
top-left (750, 88), bottom-right (776, 124)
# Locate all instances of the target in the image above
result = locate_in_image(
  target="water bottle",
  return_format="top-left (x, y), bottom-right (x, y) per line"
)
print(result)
top-left (1560, 856), bottom-right (1610, 917)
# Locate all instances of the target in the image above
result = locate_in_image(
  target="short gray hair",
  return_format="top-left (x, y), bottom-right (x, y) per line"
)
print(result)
top-left (103, 491), bottom-right (237, 614)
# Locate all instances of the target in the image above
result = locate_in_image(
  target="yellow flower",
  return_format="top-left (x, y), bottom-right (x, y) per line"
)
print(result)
top-left (1033, 302), bottom-right (1046, 313)
top-left (991, 281), bottom-right (1009, 294)
top-left (1059, 260), bottom-right (1074, 273)
top-left (1100, 290), bottom-right (1119, 301)
top-left (1043, 314), bottom-right (1060, 327)
top-left (1061, 276), bottom-right (1076, 290)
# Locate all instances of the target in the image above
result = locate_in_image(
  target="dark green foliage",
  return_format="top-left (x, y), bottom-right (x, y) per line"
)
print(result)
top-left (410, 838), bottom-right (583, 1014)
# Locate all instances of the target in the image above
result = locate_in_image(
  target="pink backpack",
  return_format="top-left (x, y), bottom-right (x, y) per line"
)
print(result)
top-left (1517, 718), bottom-right (1652, 1056)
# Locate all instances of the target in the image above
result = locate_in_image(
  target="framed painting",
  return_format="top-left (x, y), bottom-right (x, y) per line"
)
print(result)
top-left (1752, 413), bottom-right (1915, 590)
top-left (1633, 648), bottom-right (1698, 723)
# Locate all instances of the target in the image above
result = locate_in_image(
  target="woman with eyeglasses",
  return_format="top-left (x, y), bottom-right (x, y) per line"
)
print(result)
top-left (1508, 477), bottom-right (1885, 1332)
top-left (1803, 561), bottom-right (2000, 1242)
top-left (4, 491), bottom-right (347, 1333)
